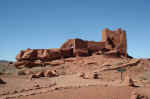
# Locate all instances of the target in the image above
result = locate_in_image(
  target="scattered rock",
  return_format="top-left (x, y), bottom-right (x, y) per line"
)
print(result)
top-left (33, 82), bottom-right (40, 88)
top-left (130, 92), bottom-right (148, 99)
top-left (123, 76), bottom-right (136, 87)
top-left (93, 72), bottom-right (100, 79)
top-left (44, 70), bottom-right (58, 77)
top-left (80, 72), bottom-right (100, 79)
top-left (29, 70), bottom-right (58, 79)
top-left (130, 92), bottom-right (138, 99)
top-left (80, 73), bottom-right (89, 79)
top-left (35, 71), bottom-right (44, 77)
top-left (0, 78), bottom-right (6, 84)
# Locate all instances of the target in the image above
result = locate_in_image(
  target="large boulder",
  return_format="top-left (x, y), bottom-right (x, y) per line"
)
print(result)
top-left (44, 70), bottom-right (58, 77)
top-left (15, 48), bottom-right (63, 68)
top-left (29, 70), bottom-right (58, 80)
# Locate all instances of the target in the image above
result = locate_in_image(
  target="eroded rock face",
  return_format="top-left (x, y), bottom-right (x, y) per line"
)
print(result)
top-left (16, 48), bottom-right (62, 61)
top-left (15, 48), bottom-right (73, 68)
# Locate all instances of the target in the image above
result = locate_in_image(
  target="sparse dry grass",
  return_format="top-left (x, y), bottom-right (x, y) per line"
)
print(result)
top-left (0, 63), bottom-right (19, 75)
top-left (136, 71), bottom-right (150, 84)
top-left (142, 71), bottom-right (150, 81)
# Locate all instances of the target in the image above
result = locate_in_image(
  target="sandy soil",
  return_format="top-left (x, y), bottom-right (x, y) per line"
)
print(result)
top-left (15, 86), bottom-right (150, 99)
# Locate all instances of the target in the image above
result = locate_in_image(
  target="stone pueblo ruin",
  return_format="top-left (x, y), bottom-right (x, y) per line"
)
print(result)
top-left (1, 28), bottom-right (150, 99)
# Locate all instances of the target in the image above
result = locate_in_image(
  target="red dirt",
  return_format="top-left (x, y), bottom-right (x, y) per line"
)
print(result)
top-left (15, 86), bottom-right (150, 99)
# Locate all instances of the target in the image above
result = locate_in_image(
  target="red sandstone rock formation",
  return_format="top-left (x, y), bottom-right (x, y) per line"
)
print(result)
top-left (15, 48), bottom-right (73, 68)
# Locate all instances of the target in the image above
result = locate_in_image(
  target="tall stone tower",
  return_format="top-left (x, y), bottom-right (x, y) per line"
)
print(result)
top-left (102, 28), bottom-right (127, 57)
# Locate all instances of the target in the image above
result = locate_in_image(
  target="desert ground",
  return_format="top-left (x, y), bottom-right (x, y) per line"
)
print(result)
top-left (1, 55), bottom-right (150, 99)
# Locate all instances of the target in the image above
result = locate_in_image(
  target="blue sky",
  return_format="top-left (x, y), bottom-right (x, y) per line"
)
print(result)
top-left (0, 0), bottom-right (150, 61)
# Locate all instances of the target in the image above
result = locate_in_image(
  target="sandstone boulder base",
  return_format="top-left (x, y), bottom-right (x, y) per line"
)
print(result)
top-left (15, 28), bottom-right (130, 68)
top-left (16, 48), bottom-right (62, 61)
